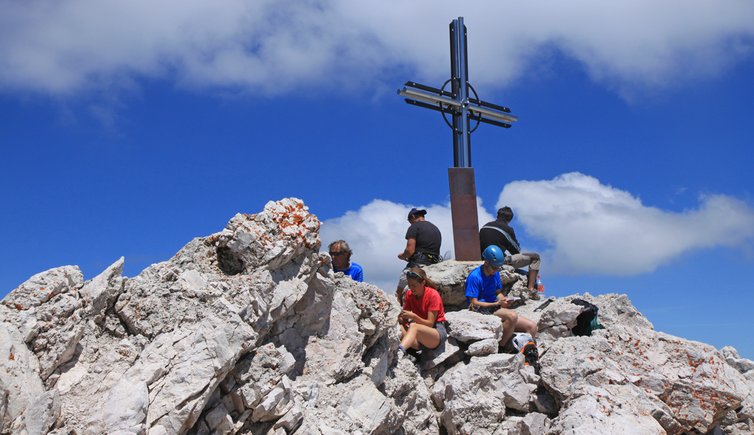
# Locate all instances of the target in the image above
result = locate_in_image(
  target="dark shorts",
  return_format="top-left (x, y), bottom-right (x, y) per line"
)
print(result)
top-left (475, 306), bottom-right (498, 315)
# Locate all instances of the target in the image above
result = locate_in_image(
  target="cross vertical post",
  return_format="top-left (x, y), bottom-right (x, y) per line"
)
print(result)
top-left (450, 17), bottom-right (471, 168)
top-left (398, 17), bottom-right (518, 262)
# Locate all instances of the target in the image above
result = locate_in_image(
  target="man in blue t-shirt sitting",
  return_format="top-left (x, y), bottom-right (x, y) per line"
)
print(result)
top-left (466, 245), bottom-right (537, 350)
top-left (328, 240), bottom-right (364, 282)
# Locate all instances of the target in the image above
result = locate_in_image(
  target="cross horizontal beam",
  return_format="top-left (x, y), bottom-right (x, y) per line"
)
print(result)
top-left (398, 85), bottom-right (519, 125)
top-left (404, 99), bottom-right (513, 128)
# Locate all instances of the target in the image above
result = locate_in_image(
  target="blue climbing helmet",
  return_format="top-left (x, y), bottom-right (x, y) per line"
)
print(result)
top-left (482, 245), bottom-right (505, 268)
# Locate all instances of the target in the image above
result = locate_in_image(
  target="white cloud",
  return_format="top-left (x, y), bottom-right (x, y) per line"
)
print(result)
top-left (497, 172), bottom-right (754, 275)
top-left (320, 173), bottom-right (754, 289)
top-left (320, 199), bottom-right (493, 293)
top-left (1, 0), bottom-right (753, 96)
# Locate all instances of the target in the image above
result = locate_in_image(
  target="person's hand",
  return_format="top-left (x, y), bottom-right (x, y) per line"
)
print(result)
top-left (400, 310), bottom-right (416, 322)
top-left (497, 296), bottom-right (509, 308)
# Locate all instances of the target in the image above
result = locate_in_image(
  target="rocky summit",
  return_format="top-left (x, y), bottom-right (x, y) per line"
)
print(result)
top-left (1, 198), bottom-right (753, 435)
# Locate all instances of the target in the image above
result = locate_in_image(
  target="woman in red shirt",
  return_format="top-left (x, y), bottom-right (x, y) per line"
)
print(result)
top-left (398, 267), bottom-right (447, 357)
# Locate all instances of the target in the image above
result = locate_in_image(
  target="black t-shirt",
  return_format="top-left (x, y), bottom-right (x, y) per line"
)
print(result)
top-left (405, 220), bottom-right (442, 257)
top-left (479, 219), bottom-right (520, 255)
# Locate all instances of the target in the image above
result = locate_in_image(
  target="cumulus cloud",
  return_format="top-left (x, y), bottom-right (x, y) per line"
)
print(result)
top-left (320, 199), bottom-right (493, 292)
top-left (1, 0), bottom-right (753, 96)
top-left (497, 172), bottom-right (754, 275)
top-left (320, 173), bottom-right (754, 290)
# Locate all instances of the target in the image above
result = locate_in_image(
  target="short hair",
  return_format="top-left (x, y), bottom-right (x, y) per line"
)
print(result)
top-left (328, 240), bottom-right (352, 255)
top-left (497, 206), bottom-right (514, 222)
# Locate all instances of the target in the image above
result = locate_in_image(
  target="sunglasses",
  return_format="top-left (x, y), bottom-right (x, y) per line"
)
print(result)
top-left (329, 251), bottom-right (346, 257)
top-left (406, 271), bottom-right (424, 280)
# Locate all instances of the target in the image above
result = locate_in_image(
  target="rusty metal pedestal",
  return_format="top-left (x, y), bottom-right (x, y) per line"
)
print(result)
top-left (449, 167), bottom-right (481, 261)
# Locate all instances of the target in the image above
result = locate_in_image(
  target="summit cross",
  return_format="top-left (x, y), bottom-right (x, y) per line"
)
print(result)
top-left (398, 17), bottom-right (519, 261)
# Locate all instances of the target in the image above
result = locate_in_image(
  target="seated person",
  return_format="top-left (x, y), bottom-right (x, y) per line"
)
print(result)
top-left (465, 245), bottom-right (538, 350)
top-left (328, 240), bottom-right (363, 282)
top-left (479, 206), bottom-right (541, 294)
top-left (398, 267), bottom-right (447, 360)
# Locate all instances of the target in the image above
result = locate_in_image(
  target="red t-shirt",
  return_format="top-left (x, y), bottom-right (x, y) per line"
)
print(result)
top-left (403, 286), bottom-right (446, 323)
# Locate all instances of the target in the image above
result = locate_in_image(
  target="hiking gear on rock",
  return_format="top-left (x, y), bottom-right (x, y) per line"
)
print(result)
top-left (534, 297), bottom-right (555, 312)
top-left (512, 332), bottom-right (540, 374)
top-left (482, 245), bottom-right (505, 268)
top-left (511, 332), bottom-right (533, 351)
top-left (571, 298), bottom-right (603, 336)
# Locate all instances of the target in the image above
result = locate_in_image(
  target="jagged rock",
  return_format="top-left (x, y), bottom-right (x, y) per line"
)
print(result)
top-left (554, 384), bottom-right (667, 434)
top-left (422, 338), bottom-right (463, 370)
top-left (78, 257), bottom-right (124, 323)
top-left (0, 322), bottom-right (57, 434)
top-left (467, 338), bottom-right (499, 356)
top-left (431, 353), bottom-right (537, 434)
top-left (422, 261), bottom-right (479, 310)
top-left (541, 322), bottom-right (749, 434)
top-left (445, 310), bottom-right (502, 342)
top-left (518, 412), bottom-right (551, 435)
top-left (2, 265), bottom-right (83, 312)
top-left (2, 198), bottom-right (753, 435)
top-left (382, 356), bottom-right (439, 434)
top-left (722, 345), bottom-right (754, 374)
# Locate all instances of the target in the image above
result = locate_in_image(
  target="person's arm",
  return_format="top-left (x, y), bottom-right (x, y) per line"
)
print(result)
top-left (353, 266), bottom-right (363, 282)
top-left (400, 309), bottom-right (437, 328)
top-left (398, 238), bottom-right (416, 260)
top-left (469, 297), bottom-right (503, 309)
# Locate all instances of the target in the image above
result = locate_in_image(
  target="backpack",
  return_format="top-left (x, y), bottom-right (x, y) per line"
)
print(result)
top-left (571, 298), bottom-right (603, 336)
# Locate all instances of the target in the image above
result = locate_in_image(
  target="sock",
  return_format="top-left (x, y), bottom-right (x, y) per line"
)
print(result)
top-left (397, 345), bottom-right (406, 357)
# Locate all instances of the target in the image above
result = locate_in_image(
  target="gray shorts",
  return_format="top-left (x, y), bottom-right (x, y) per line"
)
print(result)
top-left (506, 252), bottom-right (541, 271)
top-left (419, 322), bottom-right (448, 360)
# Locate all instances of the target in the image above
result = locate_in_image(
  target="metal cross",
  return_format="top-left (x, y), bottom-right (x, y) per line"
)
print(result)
top-left (398, 17), bottom-right (519, 261)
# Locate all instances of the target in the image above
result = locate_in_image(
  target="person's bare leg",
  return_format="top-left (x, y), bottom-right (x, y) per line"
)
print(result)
top-left (494, 308), bottom-right (519, 348)
top-left (515, 315), bottom-right (538, 339)
top-left (527, 268), bottom-right (537, 291)
top-left (401, 323), bottom-right (440, 350)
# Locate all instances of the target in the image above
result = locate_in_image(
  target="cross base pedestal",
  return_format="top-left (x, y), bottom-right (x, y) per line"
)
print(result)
top-left (448, 168), bottom-right (481, 261)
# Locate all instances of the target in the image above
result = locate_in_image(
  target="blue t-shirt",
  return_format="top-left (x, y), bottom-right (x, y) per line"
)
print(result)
top-left (465, 265), bottom-right (502, 304)
top-left (335, 262), bottom-right (364, 282)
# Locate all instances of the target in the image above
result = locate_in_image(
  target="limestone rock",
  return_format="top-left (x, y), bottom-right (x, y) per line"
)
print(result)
top-left (467, 338), bottom-right (499, 357)
top-left (422, 260), bottom-right (479, 310)
top-left (445, 310), bottom-right (502, 343)
top-left (0, 322), bottom-right (56, 434)
top-left (2, 198), bottom-right (752, 435)
top-left (722, 345), bottom-right (754, 374)
top-left (432, 353), bottom-right (536, 434)
top-left (3, 265), bottom-right (83, 312)
top-left (541, 322), bottom-right (748, 434)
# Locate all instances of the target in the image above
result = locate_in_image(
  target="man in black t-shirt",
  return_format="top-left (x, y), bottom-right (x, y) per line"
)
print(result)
top-left (479, 206), bottom-right (541, 294)
top-left (396, 208), bottom-right (442, 302)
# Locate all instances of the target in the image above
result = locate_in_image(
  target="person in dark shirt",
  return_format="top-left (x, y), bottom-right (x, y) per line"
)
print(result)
top-left (479, 206), bottom-right (541, 294)
top-left (396, 208), bottom-right (442, 303)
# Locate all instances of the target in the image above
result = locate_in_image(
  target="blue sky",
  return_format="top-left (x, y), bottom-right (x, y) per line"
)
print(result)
top-left (2, 1), bottom-right (753, 358)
